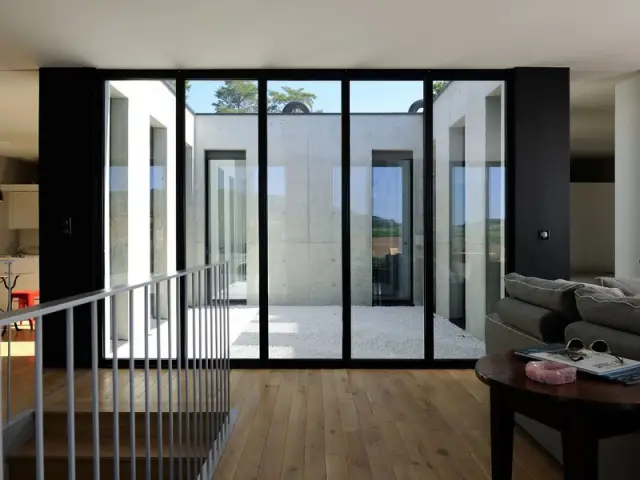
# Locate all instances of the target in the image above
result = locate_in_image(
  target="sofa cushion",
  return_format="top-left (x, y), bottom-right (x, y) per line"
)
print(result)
top-left (575, 287), bottom-right (640, 335)
top-left (555, 279), bottom-right (624, 297)
top-left (495, 297), bottom-right (569, 343)
top-left (565, 321), bottom-right (640, 362)
top-left (597, 277), bottom-right (640, 296)
top-left (504, 273), bottom-right (582, 320)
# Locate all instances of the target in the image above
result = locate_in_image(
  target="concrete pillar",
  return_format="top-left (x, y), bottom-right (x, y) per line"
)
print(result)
top-left (615, 76), bottom-right (640, 277)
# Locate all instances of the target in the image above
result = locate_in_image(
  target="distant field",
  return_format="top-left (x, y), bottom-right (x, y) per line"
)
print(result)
top-left (372, 236), bottom-right (401, 257)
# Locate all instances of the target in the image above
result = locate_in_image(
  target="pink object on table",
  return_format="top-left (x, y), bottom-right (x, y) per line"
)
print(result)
top-left (525, 360), bottom-right (577, 385)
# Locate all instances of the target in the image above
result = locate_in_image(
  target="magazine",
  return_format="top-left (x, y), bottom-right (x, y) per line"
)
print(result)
top-left (514, 345), bottom-right (640, 383)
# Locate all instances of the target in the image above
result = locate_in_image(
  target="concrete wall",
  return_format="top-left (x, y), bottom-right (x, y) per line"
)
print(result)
top-left (570, 183), bottom-right (614, 273)
top-left (350, 115), bottom-right (424, 306)
top-left (105, 80), bottom-right (194, 344)
top-left (186, 82), bottom-right (506, 341)
top-left (433, 81), bottom-right (505, 340)
top-left (193, 114), bottom-right (424, 306)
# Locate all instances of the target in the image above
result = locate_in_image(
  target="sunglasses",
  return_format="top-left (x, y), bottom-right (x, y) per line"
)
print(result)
top-left (563, 338), bottom-right (624, 365)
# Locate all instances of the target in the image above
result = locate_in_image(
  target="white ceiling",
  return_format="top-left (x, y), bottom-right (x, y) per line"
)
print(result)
top-left (1, 0), bottom-right (637, 159)
top-left (1, 0), bottom-right (640, 71)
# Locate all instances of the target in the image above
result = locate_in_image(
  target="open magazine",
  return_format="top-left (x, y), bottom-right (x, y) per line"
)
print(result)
top-left (515, 345), bottom-right (640, 384)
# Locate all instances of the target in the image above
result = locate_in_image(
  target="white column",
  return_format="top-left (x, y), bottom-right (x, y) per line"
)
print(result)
top-left (615, 76), bottom-right (640, 278)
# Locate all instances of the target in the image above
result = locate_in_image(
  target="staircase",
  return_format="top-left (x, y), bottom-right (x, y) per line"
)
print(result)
top-left (8, 411), bottom-right (228, 479)
top-left (0, 264), bottom-right (232, 479)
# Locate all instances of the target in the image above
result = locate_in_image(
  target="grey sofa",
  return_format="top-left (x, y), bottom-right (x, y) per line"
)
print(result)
top-left (486, 273), bottom-right (640, 480)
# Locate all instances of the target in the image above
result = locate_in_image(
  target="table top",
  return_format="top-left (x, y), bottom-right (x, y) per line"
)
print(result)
top-left (476, 353), bottom-right (640, 410)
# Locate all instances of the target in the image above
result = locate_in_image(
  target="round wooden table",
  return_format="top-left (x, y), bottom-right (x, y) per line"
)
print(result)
top-left (475, 353), bottom-right (640, 480)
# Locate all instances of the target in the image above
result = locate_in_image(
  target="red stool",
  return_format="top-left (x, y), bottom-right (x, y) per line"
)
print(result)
top-left (11, 290), bottom-right (39, 330)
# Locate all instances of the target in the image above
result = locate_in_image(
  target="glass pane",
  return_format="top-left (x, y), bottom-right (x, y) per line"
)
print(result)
top-left (433, 80), bottom-right (505, 359)
top-left (267, 80), bottom-right (342, 359)
top-left (186, 80), bottom-right (259, 359)
top-left (350, 81), bottom-right (424, 359)
top-left (104, 80), bottom-right (178, 360)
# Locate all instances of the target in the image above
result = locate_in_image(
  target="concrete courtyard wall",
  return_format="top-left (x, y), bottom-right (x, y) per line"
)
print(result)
top-left (433, 81), bottom-right (505, 340)
top-left (194, 114), bottom-right (424, 306)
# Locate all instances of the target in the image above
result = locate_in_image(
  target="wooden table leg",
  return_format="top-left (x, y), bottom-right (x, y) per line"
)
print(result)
top-left (562, 419), bottom-right (598, 480)
top-left (490, 388), bottom-right (514, 480)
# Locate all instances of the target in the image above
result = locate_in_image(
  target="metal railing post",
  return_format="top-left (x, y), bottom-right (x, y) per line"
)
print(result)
top-left (192, 272), bottom-right (198, 476)
top-left (156, 282), bottom-right (163, 479)
top-left (198, 269), bottom-right (204, 474)
top-left (67, 308), bottom-right (76, 480)
top-left (176, 277), bottom-right (183, 480)
top-left (128, 291), bottom-right (136, 480)
top-left (185, 275), bottom-right (192, 480)
top-left (91, 303), bottom-right (100, 480)
top-left (168, 279), bottom-right (175, 480)
top-left (204, 269), bottom-right (211, 475)
top-left (35, 315), bottom-right (44, 480)
top-left (110, 296), bottom-right (120, 480)
top-left (144, 286), bottom-right (151, 479)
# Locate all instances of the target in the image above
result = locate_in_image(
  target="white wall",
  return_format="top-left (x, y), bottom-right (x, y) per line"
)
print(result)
top-left (615, 76), bottom-right (640, 278)
top-left (570, 183), bottom-right (614, 273)
top-left (0, 157), bottom-right (38, 254)
top-left (433, 81), bottom-right (505, 340)
top-left (105, 81), bottom-right (194, 345)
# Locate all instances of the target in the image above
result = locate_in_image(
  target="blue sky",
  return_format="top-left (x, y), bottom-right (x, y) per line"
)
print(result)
top-left (187, 80), bottom-right (424, 113)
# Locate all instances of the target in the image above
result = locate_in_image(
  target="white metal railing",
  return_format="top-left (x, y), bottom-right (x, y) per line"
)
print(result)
top-left (0, 263), bottom-right (231, 479)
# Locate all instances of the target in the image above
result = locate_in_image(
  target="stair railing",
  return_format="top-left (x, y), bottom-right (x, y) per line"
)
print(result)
top-left (0, 263), bottom-right (231, 480)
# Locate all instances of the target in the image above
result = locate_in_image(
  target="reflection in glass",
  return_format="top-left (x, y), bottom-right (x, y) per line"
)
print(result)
top-left (433, 81), bottom-right (505, 359)
top-left (267, 80), bottom-right (342, 359)
top-left (350, 81), bottom-right (424, 359)
top-left (188, 80), bottom-right (260, 359)
top-left (104, 80), bottom-right (178, 360)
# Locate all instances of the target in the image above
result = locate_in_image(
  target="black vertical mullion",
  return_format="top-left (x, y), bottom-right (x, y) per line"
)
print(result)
top-left (176, 74), bottom-right (187, 363)
top-left (258, 78), bottom-right (269, 360)
top-left (423, 78), bottom-right (435, 361)
top-left (341, 79), bottom-right (351, 361)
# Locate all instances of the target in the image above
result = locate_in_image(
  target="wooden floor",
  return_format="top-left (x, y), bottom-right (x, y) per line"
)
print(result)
top-left (3, 359), bottom-right (562, 479)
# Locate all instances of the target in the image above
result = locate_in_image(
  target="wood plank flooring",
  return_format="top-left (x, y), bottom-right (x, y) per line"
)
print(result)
top-left (2, 360), bottom-right (563, 479)
top-left (216, 370), bottom-right (562, 480)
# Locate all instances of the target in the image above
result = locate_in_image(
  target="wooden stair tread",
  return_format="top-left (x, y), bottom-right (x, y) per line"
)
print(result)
top-left (10, 436), bottom-right (212, 459)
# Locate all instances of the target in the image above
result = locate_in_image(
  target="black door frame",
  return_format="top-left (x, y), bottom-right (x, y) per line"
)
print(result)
top-left (98, 69), bottom-right (509, 370)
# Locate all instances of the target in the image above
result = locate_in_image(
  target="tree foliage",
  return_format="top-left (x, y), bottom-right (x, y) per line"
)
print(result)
top-left (211, 80), bottom-right (318, 113)
top-left (267, 86), bottom-right (316, 112)
top-left (433, 80), bottom-right (447, 98)
top-left (212, 80), bottom-right (259, 113)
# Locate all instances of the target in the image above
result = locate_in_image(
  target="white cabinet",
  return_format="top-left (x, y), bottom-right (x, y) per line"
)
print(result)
top-left (1, 185), bottom-right (39, 230)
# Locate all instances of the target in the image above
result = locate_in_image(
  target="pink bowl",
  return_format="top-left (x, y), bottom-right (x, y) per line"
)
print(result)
top-left (525, 360), bottom-right (577, 385)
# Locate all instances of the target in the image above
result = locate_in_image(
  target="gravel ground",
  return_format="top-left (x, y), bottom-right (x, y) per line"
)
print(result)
top-left (229, 305), bottom-right (485, 359)
top-left (108, 305), bottom-right (485, 360)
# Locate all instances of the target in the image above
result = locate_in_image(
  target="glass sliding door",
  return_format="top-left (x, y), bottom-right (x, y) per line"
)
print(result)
top-left (350, 81), bottom-right (425, 359)
top-left (267, 80), bottom-right (342, 359)
top-left (433, 80), bottom-right (505, 359)
top-left (104, 79), bottom-right (178, 360)
top-left (187, 79), bottom-right (259, 359)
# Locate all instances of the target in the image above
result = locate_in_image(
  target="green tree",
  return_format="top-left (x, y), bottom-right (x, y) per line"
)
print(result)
top-left (433, 80), bottom-right (447, 98)
top-left (211, 81), bottom-right (318, 113)
top-left (212, 80), bottom-right (258, 113)
top-left (267, 86), bottom-right (317, 112)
